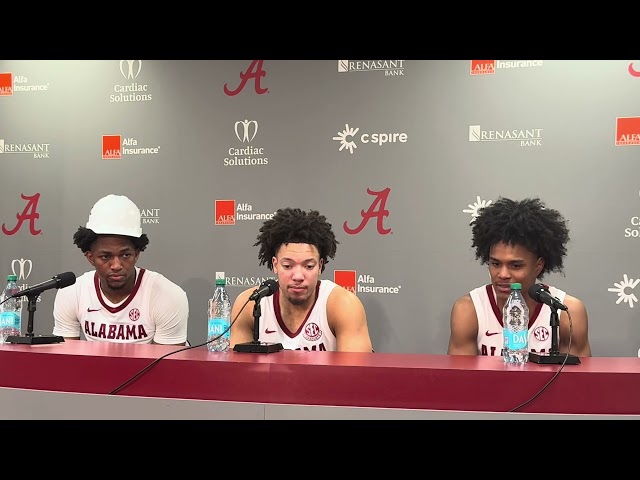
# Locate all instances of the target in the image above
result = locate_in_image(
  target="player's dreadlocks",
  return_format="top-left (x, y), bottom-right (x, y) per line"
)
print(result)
top-left (255, 208), bottom-right (338, 273)
top-left (72, 226), bottom-right (150, 253)
top-left (471, 197), bottom-right (570, 278)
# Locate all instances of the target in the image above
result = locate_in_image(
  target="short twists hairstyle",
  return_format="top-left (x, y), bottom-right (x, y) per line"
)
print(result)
top-left (255, 207), bottom-right (338, 273)
top-left (73, 226), bottom-right (150, 253)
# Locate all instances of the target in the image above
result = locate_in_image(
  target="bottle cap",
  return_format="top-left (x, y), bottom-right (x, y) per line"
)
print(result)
top-left (215, 271), bottom-right (226, 286)
top-left (510, 282), bottom-right (522, 290)
top-left (7, 274), bottom-right (17, 281)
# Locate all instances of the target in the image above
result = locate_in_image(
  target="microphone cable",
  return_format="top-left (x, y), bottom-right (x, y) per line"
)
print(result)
top-left (508, 310), bottom-right (574, 412)
top-left (107, 297), bottom-right (251, 395)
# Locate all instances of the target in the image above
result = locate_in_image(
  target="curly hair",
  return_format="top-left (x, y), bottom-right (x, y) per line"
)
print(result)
top-left (471, 197), bottom-right (570, 278)
top-left (73, 226), bottom-right (150, 253)
top-left (255, 208), bottom-right (338, 273)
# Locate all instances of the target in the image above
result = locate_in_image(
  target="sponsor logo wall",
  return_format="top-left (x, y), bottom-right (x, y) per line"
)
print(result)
top-left (1, 59), bottom-right (639, 357)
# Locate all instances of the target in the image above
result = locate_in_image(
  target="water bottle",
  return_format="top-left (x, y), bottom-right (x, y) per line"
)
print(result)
top-left (207, 272), bottom-right (231, 352)
top-left (502, 282), bottom-right (529, 364)
top-left (0, 274), bottom-right (22, 343)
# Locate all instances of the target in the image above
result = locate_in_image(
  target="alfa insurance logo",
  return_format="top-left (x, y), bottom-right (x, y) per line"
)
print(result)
top-left (0, 73), bottom-right (12, 96)
top-left (214, 199), bottom-right (275, 226)
top-left (333, 269), bottom-right (401, 295)
top-left (615, 117), bottom-right (640, 146)
top-left (470, 60), bottom-right (544, 75)
top-left (101, 134), bottom-right (160, 159)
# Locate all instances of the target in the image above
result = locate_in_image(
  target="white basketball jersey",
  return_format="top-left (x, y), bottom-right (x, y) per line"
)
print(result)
top-left (471, 284), bottom-right (566, 357)
top-left (258, 279), bottom-right (338, 351)
top-left (53, 267), bottom-right (188, 344)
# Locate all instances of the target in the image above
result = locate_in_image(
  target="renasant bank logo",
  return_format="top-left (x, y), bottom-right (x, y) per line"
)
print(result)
top-left (0, 138), bottom-right (50, 158)
top-left (337, 60), bottom-right (405, 77)
top-left (469, 125), bottom-right (543, 147)
top-left (463, 195), bottom-right (493, 224)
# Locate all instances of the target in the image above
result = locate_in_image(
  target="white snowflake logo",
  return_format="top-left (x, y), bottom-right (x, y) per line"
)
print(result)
top-left (608, 274), bottom-right (640, 308)
top-left (332, 124), bottom-right (359, 154)
top-left (463, 196), bottom-right (493, 224)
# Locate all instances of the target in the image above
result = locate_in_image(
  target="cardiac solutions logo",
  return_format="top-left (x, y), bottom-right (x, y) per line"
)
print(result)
top-left (111, 60), bottom-right (151, 103)
top-left (615, 117), bottom-right (640, 146)
top-left (101, 134), bottom-right (160, 159)
top-left (224, 119), bottom-right (268, 167)
top-left (333, 124), bottom-right (408, 154)
top-left (333, 270), bottom-right (401, 295)
top-left (10, 258), bottom-right (41, 303)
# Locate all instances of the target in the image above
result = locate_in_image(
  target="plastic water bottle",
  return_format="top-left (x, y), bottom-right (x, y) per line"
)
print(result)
top-left (503, 282), bottom-right (529, 364)
top-left (207, 272), bottom-right (231, 352)
top-left (0, 274), bottom-right (22, 343)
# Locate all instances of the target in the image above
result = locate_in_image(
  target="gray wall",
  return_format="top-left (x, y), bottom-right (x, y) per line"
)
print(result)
top-left (1, 59), bottom-right (639, 356)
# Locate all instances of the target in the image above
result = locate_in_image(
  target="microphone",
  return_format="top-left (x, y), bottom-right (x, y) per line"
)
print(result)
top-left (11, 271), bottom-right (76, 298)
top-left (248, 279), bottom-right (278, 301)
top-left (528, 283), bottom-right (568, 312)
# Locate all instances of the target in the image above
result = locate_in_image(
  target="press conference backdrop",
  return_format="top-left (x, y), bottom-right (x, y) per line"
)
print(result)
top-left (1, 59), bottom-right (639, 357)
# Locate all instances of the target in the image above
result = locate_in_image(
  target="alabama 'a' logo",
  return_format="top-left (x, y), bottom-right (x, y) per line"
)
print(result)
top-left (2, 193), bottom-right (42, 236)
top-left (344, 187), bottom-right (392, 235)
top-left (224, 60), bottom-right (268, 96)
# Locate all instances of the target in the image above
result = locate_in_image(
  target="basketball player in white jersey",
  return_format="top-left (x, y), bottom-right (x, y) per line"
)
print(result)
top-left (229, 207), bottom-right (373, 352)
top-left (53, 194), bottom-right (189, 345)
top-left (447, 197), bottom-right (591, 358)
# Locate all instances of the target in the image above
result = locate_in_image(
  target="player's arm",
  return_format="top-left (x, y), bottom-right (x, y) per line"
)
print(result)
top-left (327, 286), bottom-right (373, 353)
top-left (150, 278), bottom-right (189, 346)
top-left (559, 294), bottom-right (592, 357)
top-left (447, 294), bottom-right (480, 355)
top-left (229, 287), bottom-right (258, 347)
top-left (52, 284), bottom-right (81, 340)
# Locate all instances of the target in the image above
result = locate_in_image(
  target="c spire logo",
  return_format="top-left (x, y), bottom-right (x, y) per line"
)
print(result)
top-left (332, 124), bottom-right (408, 154)
top-left (120, 60), bottom-right (142, 80)
top-left (235, 120), bottom-right (258, 143)
top-left (629, 62), bottom-right (640, 77)
top-left (463, 195), bottom-right (493, 224)
top-left (608, 274), bottom-right (640, 308)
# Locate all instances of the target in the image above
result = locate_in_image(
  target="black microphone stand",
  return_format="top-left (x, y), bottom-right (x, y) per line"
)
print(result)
top-left (529, 308), bottom-right (580, 365)
top-left (233, 300), bottom-right (283, 354)
top-left (6, 294), bottom-right (65, 345)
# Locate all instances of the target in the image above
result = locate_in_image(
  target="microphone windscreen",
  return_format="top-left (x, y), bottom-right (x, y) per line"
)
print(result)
top-left (56, 272), bottom-right (76, 288)
top-left (528, 283), bottom-right (544, 301)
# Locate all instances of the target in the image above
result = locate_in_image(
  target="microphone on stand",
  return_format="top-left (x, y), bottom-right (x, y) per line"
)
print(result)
top-left (527, 283), bottom-right (580, 365)
top-left (234, 279), bottom-right (283, 354)
top-left (5, 271), bottom-right (76, 345)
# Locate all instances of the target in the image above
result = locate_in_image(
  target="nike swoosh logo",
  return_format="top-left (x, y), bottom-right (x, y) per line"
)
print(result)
top-left (87, 308), bottom-right (100, 312)
top-left (486, 331), bottom-right (500, 336)
top-left (264, 328), bottom-right (276, 334)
